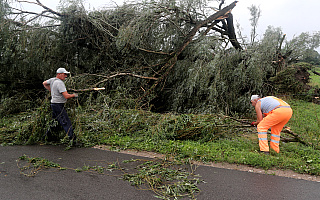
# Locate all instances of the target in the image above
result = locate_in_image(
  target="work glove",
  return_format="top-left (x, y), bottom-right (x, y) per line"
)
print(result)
top-left (250, 122), bottom-right (256, 127)
top-left (74, 93), bottom-right (78, 98)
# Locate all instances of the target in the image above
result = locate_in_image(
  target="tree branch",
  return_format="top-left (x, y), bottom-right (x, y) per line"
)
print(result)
top-left (219, 0), bottom-right (226, 10)
top-left (281, 126), bottom-right (312, 146)
top-left (225, 13), bottom-right (242, 50)
top-left (94, 72), bottom-right (158, 87)
top-left (175, 1), bottom-right (238, 56)
top-left (10, 8), bottom-right (59, 20)
top-left (34, 0), bottom-right (63, 17)
top-left (138, 1), bottom-right (239, 102)
top-left (69, 87), bottom-right (105, 92)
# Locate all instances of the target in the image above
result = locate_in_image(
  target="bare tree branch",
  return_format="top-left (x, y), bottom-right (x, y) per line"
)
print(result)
top-left (10, 8), bottom-right (59, 20)
top-left (34, 0), bottom-right (63, 17)
top-left (219, 0), bottom-right (225, 10)
top-left (94, 72), bottom-right (158, 87)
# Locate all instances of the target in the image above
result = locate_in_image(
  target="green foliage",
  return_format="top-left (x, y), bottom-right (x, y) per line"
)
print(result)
top-left (285, 31), bottom-right (320, 62)
top-left (17, 154), bottom-right (61, 177)
top-left (16, 153), bottom-right (201, 199)
top-left (158, 47), bottom-right (270, 114)
top-left (269, 65), bottom-right (310, 95)
top-left (74, 162), bottom-right (119, 173)
top-left (288, 100), bottom-right (320, 149)
top-left (0, 99), bottom-right (52, 145)
top-left (2, 0), bottom-right (320, 115)
top-left (248, 5), bottom-right (261, 44)
top-left (2, 98), bottom-right (320, 176)
top-left (122, 159), bottom-right (200, 199)
top-left (300, 49), bottom-right (320, 65)
top-left (294, 62), bottom-right (313, 70)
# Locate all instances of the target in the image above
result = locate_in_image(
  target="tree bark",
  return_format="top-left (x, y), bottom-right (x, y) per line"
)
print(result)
top-left (226, 13), bottom-right (242, 50)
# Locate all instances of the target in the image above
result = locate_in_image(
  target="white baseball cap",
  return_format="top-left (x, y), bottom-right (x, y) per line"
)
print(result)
top-left (251, 95), bottom-right (260, 101)
top-left (56, 68), bottom-right (70, 74)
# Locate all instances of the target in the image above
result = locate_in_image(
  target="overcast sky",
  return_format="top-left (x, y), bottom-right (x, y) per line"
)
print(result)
top-left (231, 0), bottom-right (320, 40)
top-left (12, 0), bottom-right (320, 48)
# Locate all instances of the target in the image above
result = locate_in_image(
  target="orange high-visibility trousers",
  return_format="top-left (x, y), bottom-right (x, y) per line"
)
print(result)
top-left (257, 107), bottom-right (292, 153)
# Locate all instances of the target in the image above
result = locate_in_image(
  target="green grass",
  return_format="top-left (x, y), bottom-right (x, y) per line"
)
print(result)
top-left (287, 100), bottom-right (320, 146)
top-left (1, 98), bottom-right (320, 176)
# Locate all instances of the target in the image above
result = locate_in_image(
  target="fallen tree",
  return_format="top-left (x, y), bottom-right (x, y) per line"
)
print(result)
top-left (2, 0), bottom-right (320, 116)
top-left (4, 1), bottom-right (241, 99)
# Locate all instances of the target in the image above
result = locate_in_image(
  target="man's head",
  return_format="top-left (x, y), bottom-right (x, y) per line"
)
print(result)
top-left (250, 95), bottom-right (260, 106)
top-left (56, 68), bottom-right (70, 80)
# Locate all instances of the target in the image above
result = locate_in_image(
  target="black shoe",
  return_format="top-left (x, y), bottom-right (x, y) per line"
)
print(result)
top-left (70, 140), bottom-right (83, 147)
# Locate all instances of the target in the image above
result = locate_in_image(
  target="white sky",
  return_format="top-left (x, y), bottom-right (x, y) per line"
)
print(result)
top-left (231, 0), bottom-right (320, 41)
top-left (11, 0), bottom-right (320, 49)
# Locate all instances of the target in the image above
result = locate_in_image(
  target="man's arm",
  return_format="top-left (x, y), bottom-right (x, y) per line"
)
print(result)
top-left (43, 81), bottom-right (51, 92)
top-left (254, 101), bottom-right (263, 124)
top-left (62, 91), bottom-right (78, 99)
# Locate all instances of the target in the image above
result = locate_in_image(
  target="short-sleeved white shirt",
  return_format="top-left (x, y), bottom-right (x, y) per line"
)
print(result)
top-left (46, 78), bottom-right (67, 103)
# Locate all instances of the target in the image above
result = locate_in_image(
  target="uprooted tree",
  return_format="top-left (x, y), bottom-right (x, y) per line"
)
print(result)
top-left (1, 0), bottom-right (320, 116)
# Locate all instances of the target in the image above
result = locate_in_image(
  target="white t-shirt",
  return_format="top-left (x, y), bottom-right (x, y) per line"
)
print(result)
top-left (47, 78), bottom-right (67, 103)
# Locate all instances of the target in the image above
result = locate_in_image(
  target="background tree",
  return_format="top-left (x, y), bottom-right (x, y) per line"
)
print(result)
top-left (248, 4), bottom-right (261, 45)
top-left (301, 49), bottom-right (320, 66)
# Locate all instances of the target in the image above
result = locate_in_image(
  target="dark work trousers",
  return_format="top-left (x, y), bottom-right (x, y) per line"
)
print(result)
top-left (51, 103), bottom-right (76, 140)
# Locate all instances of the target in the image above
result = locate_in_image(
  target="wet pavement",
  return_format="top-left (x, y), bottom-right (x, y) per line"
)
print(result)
top-left (1, 145), bottom-right (319, 200)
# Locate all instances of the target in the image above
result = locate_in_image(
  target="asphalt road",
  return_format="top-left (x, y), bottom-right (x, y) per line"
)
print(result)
top-left (1, 145), bottom-right (319, 200)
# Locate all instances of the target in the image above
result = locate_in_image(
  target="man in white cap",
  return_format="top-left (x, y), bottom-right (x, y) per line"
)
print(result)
top-left (250, 95), bottom-right (292, 154)
top-left (43, 68), bottom-right (78, 143)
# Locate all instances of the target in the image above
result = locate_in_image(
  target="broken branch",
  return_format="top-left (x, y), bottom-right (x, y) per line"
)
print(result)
top-left (224, 115), bottom-right (313, 147)
top-left (69, 87), bottom-right (105, 92)
top-left (94, 73), bottom-right (158, 87)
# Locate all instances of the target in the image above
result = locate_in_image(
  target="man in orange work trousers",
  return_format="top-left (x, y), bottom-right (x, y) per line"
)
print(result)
top-left (250, 95), bottom-right (293, 154)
